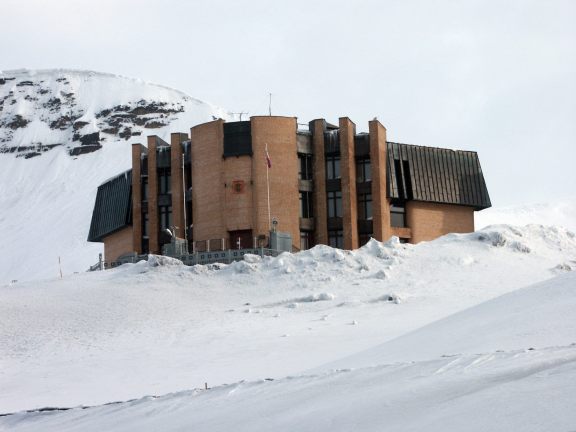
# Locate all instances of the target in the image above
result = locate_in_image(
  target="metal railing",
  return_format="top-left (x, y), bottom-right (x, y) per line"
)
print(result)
top-left (88, 248), bottom-right (281, 271)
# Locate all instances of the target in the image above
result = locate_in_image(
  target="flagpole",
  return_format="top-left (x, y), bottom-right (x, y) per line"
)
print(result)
top-left (266, 143), bottom-right (271, 231)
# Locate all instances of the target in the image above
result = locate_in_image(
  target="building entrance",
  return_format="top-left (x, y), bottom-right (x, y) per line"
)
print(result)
top-left (229, 230), bottom-right (253, 249)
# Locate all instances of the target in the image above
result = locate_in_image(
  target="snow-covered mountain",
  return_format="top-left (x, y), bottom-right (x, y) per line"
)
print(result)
top-left (1, 225), bottom-right (575, 430)
top-left (0, 69), bottom-right (233, 284)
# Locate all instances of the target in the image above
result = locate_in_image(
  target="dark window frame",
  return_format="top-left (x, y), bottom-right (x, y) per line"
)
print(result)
top-left (327, 190), bottom-right (342, 218)
top-left (357, 192), bottom-right (373, 220)
top-left (299, 191), bottom-right (313, 218)
top-left (328, 229), bottom-right (343, 249)
top-left (158, 168), bottom-right (171, 194)
top-left (159, 205), bottom-right (173, 230)
top-left (298, 153), bottom-right (313, 180)
top-left (390, 203), bottom-right (406, 228)
top-left (356, 158), bottom-right (372, 183)
top-left (326, 154), bottom-right (341, 180)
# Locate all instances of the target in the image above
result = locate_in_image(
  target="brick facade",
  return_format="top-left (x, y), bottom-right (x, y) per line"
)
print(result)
top-left (406, 201), bottom-right (474, 243)
top-left (103, 226), bottom-right (133, 262)
top-left (96, 115), bottom-right (489, 262)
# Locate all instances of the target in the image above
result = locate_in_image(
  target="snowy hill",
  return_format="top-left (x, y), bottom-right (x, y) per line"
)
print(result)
top-left (0, 69), bottom-right (233, 283)
top-left (476, 198), bottom-right (576, 233)
top-left (1, 225), bottom-right (575, 427)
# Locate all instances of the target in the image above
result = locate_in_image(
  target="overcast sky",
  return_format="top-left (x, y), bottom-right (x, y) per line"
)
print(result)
top-left (2, 0), bottom-right (575, 206)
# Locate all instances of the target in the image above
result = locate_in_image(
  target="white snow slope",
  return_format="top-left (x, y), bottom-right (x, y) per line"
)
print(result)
top-left (0, 69), bottom-right (232, 284)
top-left (1, 224), bottom-right (576, 431)
top-left (476, 197), bottom-right (576, 233)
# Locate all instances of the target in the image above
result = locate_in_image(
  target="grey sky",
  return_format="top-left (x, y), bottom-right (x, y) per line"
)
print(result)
top-left (2, 0), bottom-right (575, 206)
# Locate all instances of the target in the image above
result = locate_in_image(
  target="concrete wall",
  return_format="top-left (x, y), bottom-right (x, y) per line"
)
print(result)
top-left (104, 227), bottom-right (133, 262)
top-left (406, 201), bottom-right (474, 243)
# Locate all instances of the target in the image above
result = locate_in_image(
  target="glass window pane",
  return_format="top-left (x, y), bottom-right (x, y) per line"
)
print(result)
top-left (334, 156), bottom-right (340, 179)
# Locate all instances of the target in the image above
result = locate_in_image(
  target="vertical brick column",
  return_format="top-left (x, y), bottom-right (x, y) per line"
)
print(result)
top-left (250, 116), bottom-right (299, 248)
top-left (310, 119), bottom-right (328, 246)
top-left (131, 144), bottom-right (146, 254)
top-left (147, 136), bottom-right (159, 254)
top-left (369, 120), bottom-right (391, 242)
top-left (190, 120), bottom-right (226, 244)
top-left (339, 117), bottom-right (358, 250)
top-left (170, 133), bottom-right (188, 239)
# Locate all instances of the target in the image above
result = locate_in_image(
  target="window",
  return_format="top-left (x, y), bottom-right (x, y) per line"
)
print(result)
top-left (298, 154), bottom-right (313, 180)
top-left (299, 191), bottom-right (313, 218)
top-left (142, 212), bottom-right (149, 237)
top-left (158, 168), bottom-right (171, 194)
top-left (142, 178), bottom-right (149, 201)
top-left (326, 154), bottom-right (340, 180)
top-left (327, 191), bottom-right (342, 218)
top-left (159, 205), bottom-right (172, 230)
top-left (357, 192), bottom-right (372, 220)
top-left (356, 158), bottom-right (371, 182)
top-left (328, 229), bottom-right (343, 248)
top-left (390, 203), bottom-right (406, 228)
top-left (300, 231), bottom-right (312, 250)
top-left (232, 180), bottom-right (245, 194)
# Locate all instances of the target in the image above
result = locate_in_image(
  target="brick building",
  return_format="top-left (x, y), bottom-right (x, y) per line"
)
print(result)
top-left (88, 116), bottom-right (491, 263)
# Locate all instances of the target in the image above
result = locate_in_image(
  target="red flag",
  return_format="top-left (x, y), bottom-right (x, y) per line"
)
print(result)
top-left (265, 146), bottom-right (272, 168)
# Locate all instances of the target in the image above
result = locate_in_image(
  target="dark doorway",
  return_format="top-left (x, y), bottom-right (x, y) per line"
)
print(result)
top-left (229, 230), bottom-right (253, 249)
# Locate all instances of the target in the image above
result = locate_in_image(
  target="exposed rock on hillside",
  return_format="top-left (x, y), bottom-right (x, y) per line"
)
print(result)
top-left (0, 69), bottom-right (232, 158)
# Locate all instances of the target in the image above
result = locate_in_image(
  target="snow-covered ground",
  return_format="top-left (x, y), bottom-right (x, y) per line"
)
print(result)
top-left (1, 224), bottom-right (575, 430)
top-left (476, 198), bottom-right (576, 233)
top-left (2, 69), bottom-right (576, 431)
top-left (0, 69), bottom-right (232, 284)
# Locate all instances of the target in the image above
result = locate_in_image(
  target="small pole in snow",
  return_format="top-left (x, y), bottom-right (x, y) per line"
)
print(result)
top-left (205, 382), bottom-right (208, 390)
top-left (58, 256), bottom-right (63, 279)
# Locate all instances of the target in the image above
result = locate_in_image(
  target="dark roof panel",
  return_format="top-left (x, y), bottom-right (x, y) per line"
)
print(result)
top-left (88, 170), bottom-right (132, 242)
top-left (387, 142), bottom-right (491, 210)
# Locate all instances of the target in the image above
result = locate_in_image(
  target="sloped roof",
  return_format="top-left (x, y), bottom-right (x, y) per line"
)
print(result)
top-left (88, 170), bottom-right (132, 242)
top-left (387, 142), bottom-right (491, 210)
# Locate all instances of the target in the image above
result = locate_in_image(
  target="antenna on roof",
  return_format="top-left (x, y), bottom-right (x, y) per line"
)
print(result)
top-left (269, 93), bottom-right (272, 116)
top-left (231, 111), bottom-right (249, 121)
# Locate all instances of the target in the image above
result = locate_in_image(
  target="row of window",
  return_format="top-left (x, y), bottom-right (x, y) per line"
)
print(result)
top-left (141, 169), bottom-right (171, 201)
top-left (145, 155), bottom-right (370, 200)
top-left (141, 205), bottom-right (173, 238)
